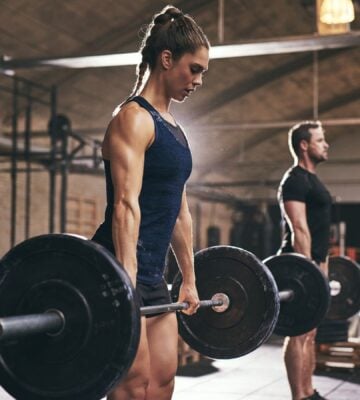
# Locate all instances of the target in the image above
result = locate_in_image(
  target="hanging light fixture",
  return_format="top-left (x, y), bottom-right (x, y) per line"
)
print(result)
top-left (320, 0), bottom-right (355, 24)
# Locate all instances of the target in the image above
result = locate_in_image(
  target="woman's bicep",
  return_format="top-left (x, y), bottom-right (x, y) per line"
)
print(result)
top-left (108, 108), bottom-right (153, 204)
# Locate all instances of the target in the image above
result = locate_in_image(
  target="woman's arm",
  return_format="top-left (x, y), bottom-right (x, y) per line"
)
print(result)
top-left (170, 188), bottom-right (199, 314)
top-left (106, 103), bottom-right (154, 286)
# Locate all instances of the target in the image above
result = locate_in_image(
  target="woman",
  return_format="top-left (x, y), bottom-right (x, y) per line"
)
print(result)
top-left (92, 5), bottom-right (210, 400)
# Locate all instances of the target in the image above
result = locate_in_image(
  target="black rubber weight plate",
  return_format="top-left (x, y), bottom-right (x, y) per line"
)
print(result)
top-left (264, 253), bottom-right (330, 337)
top-left (327, 256), bottom-right (360, 320)
top-left (171, 246), bottom-right (279, 359)
top-left (0, 234), bottom-right (140, 400)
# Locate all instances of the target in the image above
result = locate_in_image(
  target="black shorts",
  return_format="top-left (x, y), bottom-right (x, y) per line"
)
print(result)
top-left (91, 233), bottom-right (171, 317)
top-left (136, 279), bottom-right (171, 318)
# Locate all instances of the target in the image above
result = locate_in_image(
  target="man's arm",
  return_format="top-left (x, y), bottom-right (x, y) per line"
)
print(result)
top-left (170, 188), bottom-right (199, 314)
top-left (319, 257), bottom-right (328, 275)
top-left (107, 104), bottom-right (154, 286)
top-left (283, 200), bottom-right (312, 259)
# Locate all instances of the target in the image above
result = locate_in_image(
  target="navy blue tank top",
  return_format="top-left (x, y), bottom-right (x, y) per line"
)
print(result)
top-left (92, 96), bottom-right (192, 284)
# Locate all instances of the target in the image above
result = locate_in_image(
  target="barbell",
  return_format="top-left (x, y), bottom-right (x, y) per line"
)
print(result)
top-left (0, 234), bottom-right (359, 399)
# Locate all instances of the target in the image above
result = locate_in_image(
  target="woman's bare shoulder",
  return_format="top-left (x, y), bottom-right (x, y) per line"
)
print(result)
top-left (110, 101), bottom-right (153, 138)
top-left (102, 101), bottom-right (154, 159)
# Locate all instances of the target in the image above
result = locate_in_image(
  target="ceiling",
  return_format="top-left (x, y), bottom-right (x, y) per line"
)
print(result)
top-left (1, 0), bottom-right (360, 204)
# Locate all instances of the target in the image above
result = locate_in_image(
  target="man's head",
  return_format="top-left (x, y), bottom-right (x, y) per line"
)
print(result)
top-left (288, 121), bottom-right (329, 164)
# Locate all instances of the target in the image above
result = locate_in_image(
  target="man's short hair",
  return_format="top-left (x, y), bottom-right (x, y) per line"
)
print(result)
top-left (288, 120), bottom-right (322, 158)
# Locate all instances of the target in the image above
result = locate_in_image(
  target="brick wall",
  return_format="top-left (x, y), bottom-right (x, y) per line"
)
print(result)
top-left (0, 168), bottom-right (106, 255)
top-left (0, 164), bottom-right (232, 256)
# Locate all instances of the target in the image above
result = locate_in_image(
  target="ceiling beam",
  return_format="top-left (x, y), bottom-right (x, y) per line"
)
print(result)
top-left (198, 87), bottom-right (360, 176)
top-left (189, 178), bottom-right (360, 188)
top-left (187, 48), bottom-right (348, 121)
top-left (5, 117), bottom-right (360, 139)
top-left (189, 118), bottom-right (360, 131)
top-left (1, 32), bottom-right (359, 73)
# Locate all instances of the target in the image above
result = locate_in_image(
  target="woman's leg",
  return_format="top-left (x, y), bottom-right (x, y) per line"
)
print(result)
top-left (107, 317), bottom-right (151, 400)
top-left (146, 312), bottom-right (178, 400)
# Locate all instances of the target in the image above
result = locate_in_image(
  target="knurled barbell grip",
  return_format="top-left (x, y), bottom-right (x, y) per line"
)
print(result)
top-left (141, 298), bottom-right (224, 316)
top-left (0, 311), bottom-right (65, 342)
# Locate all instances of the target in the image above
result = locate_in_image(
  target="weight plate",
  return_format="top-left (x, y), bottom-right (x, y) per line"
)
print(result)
top-left (327, 256), bottom-right (360, 320)
top-left (0, 234), bottom-right (140, 400)
top-left (264, 253), bottom-right (330, 337)
top-left (171, 246), bottom-right (279, 359)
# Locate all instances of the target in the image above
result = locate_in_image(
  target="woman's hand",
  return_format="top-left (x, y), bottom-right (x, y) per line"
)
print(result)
top-left (178, 282), bottom-right (200, 315)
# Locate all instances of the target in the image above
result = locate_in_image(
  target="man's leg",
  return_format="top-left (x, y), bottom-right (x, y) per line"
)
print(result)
top-left (302, 329), bottom-right (317, 396)
top-left (107, 317), bottom-right (151, 400)
top-left (146, 312), bottom-right (178, 400)
top-left (284, 335), bottom-right (308, 400)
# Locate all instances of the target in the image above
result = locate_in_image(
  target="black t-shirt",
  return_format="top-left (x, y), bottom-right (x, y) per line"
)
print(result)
top-left (278, 166), bottom-right (332, 263)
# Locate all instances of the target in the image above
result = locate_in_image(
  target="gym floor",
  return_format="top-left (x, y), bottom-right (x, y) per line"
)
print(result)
top-left (173, 337), bottom-right (360, 400)
top-left (0, 337), bottom-right (358, 400)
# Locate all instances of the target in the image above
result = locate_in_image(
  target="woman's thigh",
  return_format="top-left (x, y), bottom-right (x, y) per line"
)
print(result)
top-left (146, 312), bottom-right (178, 381)
top-left (120, 317), bottom-right (151, 383)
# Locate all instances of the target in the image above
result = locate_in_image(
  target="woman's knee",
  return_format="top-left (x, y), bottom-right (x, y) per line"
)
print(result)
top-left (108, 318), bottom-right (151, 399)
top-left (156, 362), bottom-right (177, 388)
top-left (147, 372), bottom-right (176, 400)
top-left (108, 371), bottom-right (150, 400)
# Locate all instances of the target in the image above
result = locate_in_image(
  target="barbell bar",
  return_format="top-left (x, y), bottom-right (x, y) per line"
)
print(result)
top-left (278, 290), bottom-right (295, 302)
top-left (0, 294), bottom-right (229, 341)
top-left (0, 263), bottom-right (337, 344)
top-left (0, 280), bottom-right (309, 343)
top-left (0, 311), bottom-right (65, 342)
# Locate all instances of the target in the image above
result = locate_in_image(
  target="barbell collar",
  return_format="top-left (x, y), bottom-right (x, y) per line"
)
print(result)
top-left (0, 310), bottom-right (65, 342)
top-left (278, 289), bottom-right (295, 302)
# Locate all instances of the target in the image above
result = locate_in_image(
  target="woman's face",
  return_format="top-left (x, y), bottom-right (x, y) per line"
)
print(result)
top-left (165, 46), bottom-right (209, 102)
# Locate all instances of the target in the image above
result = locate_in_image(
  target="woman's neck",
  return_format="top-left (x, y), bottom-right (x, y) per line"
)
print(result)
top-left (140, 74), bottom-right (171, 113)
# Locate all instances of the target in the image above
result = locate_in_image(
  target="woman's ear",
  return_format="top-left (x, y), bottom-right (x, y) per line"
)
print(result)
top-left (160, 50), bottom-right (173, 70)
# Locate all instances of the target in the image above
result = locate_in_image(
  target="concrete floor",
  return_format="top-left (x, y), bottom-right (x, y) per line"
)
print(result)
top-left (173, 340), bottom-right (360, 400)
top-left (0, 339), bottom-right (359, 399)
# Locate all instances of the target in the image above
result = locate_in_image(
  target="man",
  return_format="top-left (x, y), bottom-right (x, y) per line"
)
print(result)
top-left (278, 121), bottom-right (332, 400)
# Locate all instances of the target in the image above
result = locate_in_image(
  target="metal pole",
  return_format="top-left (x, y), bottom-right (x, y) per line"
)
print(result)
top-left (10, 77), bottom-right (19, 247)
top-left (218, 0), bottom-right (225, 44)
top-left (60, 128), bottom-right (68, 232)
top-left (49, 86), bottom-right (57, 233)
top-left (24, 83), bottom-right (32, 239)
top-left (313, 51), bottom-right (319, 120)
